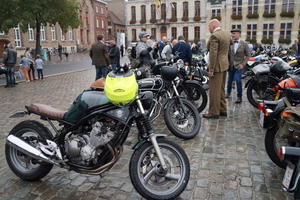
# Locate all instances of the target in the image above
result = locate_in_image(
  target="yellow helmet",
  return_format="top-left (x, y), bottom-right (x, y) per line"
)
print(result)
top-left (104, 69), bottom-right (138, 106)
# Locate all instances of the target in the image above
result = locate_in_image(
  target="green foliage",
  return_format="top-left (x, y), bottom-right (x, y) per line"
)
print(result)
top-left (194, 38), bottom-right (200, 44)
top-left (0, 0), bottom-right (81, 55)
top-left (261, 38), bottom-right (273, 45)
top-left (278, 38), bottom-right (291, 44)
top-left (246, 37), bottom-right (257, 44)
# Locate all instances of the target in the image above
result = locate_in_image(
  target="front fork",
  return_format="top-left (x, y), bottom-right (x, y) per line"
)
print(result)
top-left (136, 97), bottom-right (167, 171)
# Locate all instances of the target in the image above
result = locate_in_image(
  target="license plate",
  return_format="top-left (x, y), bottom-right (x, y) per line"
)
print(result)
top-left (282, 164), bottom-right (294, 189)
top-left (259, 111), bottom-right (264, 127)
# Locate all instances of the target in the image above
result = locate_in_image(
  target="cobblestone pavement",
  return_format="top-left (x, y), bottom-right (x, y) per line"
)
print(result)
top-left (0, 59), bottom-right (294, 199)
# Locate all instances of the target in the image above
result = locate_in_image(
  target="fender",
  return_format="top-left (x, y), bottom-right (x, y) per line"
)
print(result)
top-left (132, 134), bottom-right (167, 150)
top-left (244, 77), bottom-right (254, 88)
top-left (265, 98), bottom-right (286, 129)
top-left (244, 75), bottom-right (279, 89)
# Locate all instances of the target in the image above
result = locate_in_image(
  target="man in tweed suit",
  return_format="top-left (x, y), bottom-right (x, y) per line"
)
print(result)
top-left (203, 19), bottom-right (232, 119)
top-left (226, 29), bottom-right (251, 103)
top-left (89, 34), bottom-right (111, 80)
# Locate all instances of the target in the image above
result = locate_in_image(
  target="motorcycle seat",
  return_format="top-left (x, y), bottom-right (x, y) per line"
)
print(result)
top-left (26, 103), bottom-right (67, 119)
top-left (285, 88), bottom-right (300, 104)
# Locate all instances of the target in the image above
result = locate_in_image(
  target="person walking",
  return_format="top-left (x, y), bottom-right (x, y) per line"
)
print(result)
top-left (172, 35), bottom-right (192, 65)
top-left (157, 36), bottom-right (167, 58)
top-left (203, 19), bottom-right (232, 119)
top-left (226, 29), bottom-right (251, 104)
top-left (2, 43), bottom-right (17, 88)
top-left (20, 54), bottom-right (33, 82)
top-left (89, 34), bottom-right (111, 80)
top-left (58, 43), bottom-right (63, 60)
top-left (108, 37), bottom-right (120, 71)
top-left (291, 39), bottom-right (298, 55)
top-left (25, 47), bottom-right (36, 80)
top-left (35, 54), bottom-right (44, 80)
top-left (120, 43), bottom-right (124, 57)
top-left (136, 31), bottom-right (157, 77)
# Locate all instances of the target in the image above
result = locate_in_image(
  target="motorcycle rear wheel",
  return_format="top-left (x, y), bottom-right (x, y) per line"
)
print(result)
top-left (164, 98), bottom-right (200, 139)
top-left (5, 120), bottom-right (54, 181)
top-left (129, 138), bottom-right (190, 200)
top-left (177, 82), bottom-right (208, 113)
top-left (246, 77), bottom-right (280, 108)
top-left (264, 126), bottom-right (289, 169)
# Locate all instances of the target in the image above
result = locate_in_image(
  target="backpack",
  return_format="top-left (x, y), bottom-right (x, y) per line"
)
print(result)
top-left (278, 97), bottom-right (300, 142)
top-left (130, 45), bottom-right (141, 69)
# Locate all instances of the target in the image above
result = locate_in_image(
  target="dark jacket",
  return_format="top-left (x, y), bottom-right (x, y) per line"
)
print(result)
top-left (90, 41), bottom-right (110, 66)
top-left (108, 44), bottom-right (120, 64)
top-left (3, 47), bottom-right (17, 65)
top-left (172, 41), bottom-right (192, 64)
top-left (136, 41), bottom-right (153, 66)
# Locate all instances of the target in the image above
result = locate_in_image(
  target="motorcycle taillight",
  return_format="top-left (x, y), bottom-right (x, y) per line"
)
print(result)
top-left (272, 85), bottom-right (280, 92)
top-left (258, 102), bottom-right (265, 111)
top-left (278, 147), bottom-right (284, 159)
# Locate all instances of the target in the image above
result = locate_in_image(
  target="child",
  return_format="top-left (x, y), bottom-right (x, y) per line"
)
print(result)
top-left (35, 54), bottom-right (44, 80)
top-left (20, 54), bottom-right (32, 82)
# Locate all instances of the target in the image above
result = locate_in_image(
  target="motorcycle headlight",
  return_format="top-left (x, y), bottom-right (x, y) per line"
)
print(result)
top-left (176, 59), bottom-right (184, 68)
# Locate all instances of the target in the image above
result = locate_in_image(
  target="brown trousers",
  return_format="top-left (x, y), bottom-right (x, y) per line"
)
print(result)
top-left (208, 71), bottom-right (227, 115)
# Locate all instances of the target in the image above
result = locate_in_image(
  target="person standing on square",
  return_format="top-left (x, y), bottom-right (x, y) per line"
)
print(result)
top-left (35, 54), bottom-right (44, 80)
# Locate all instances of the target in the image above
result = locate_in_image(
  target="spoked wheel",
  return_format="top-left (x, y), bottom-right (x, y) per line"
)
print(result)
top-left (177, 83), bottom-right (208, 113)
top-left (129, 138), bottom-right (190, 200)
top-left (246, 78), bottom-right (280, 108)
top-left (264, 126), bottom-right (290, 169)
top-left (5, 120), bottom-right (54, 181)
top-left (164, 98), bottom-right (200, 139)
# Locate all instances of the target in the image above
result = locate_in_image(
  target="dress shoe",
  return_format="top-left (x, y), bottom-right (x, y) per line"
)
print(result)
top-left (203, 113), bottom-right (219, 119)
top-left (225, 94), bottom-right (230, 98)
top-left (4, 85), bottom-right (10, 88)
top-left (235, 98), bottom-right (242, 103)
top-left (220, 112), bottom-right (227, 117)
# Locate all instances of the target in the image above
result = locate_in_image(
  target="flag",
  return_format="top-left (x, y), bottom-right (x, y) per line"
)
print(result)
top-left (157, 0), bottom-right (161, 8)
top-left (170, 2), bottom-right (175, 9)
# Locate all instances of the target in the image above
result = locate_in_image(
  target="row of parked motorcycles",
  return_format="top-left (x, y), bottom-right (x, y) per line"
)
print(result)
top-left (4, 53), bottom-right (209, 199)
top-left (245, 50), bottom-right (300, 198)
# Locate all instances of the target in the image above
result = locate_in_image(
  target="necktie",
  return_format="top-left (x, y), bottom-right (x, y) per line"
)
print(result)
top-left (234, 41), bottom-right (239, 43)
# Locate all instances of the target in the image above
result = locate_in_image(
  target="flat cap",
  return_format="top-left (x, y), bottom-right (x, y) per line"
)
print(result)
top-left (178, 35), bottom-right (184, 40)
top-left (231, 28), bottom-right (241, 33)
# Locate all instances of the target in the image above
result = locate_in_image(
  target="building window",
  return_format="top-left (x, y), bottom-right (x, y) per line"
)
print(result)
top-left (171, 27), bottom-right (177, 40)
top-left (141, 28), bottom-right (146, 32)
top-left (195, 1), bottom-right (200, 16)
top-left (263, 23), bottom-right (274, 38)
top-left (264, 0), bottom-right (276, 13)
top-left (194, 26), bottom-right (200, 40)
top-left (132, 29), bottom-right (137, 41)
top-left (101, 6), bottom-right (104, 14)
top-left (40, 25), bottom-right (46, 41)
top-left (86, 15), bottom-right (89, 25)
top-left (141, 5), bottom-right (146, 20)
top-left (171, 3), bottom-right (177, 18)
top-left (61, 29), bottom-right (65, 41)
top-left (102, 19), bottom-right (104, 28)
top-left (247, 24), bottom-right (257, 39)
top-left (183, 2), bottom-right (188, 17)
top-left (183, 27), bottom-right (188, 40)
top-left (282, 0), bottom-right (294, 12)
top-left (28, 25), bottom-right (34, 41)
top-left (248, 0), bottom-right (258, 14)
top-left (232, 0), bottom-right (242, 15)
top-left (80, 29), bottom-right (83, 42)
top-left (14, 25), bottom-right (21, 47)
top-left (51, 25), bottom-right (56, 41)
top-left (231, 24), bottom-right (242, 30)
top-left (87, 30), bottom-right (89, 43)
top-left (69, 27), bottom-right (73, 41)
top-left (151, 4), bottom-right (156, 19)
top-left (280, 23), bottom-right (292, 38)
top-left (96, 18), bottom-right (99, 28)
top-left (161, 3), bottom-right (166, 20)
top-left (212, 9), bottom-right (221, 17)
top-left (96, 5), bottom-right (99, 13)
top-left (151, 28), bottom-right (156, 37)
top-left (131, 6), bottom-right (136, 20)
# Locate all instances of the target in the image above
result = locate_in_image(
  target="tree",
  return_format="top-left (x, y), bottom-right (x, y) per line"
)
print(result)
top-left (0, 0), bottom-right (81, 57)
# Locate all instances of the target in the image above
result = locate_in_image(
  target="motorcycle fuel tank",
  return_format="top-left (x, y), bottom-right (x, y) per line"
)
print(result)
top-left (138, 77), bottom-right (163, 91)
top-left (64, 90), bottom-right (112, 123)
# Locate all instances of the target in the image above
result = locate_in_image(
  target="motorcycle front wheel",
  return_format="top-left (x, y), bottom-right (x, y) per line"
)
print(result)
top-left (264, 126), bottom-right (289, 169)
top-left (246, 78), bottom-right (280, 108)
top-left (5, 120), bottom-right (54, 181)
top-left (177, 82), bottom-right (208, 113)
top-left (164, 98), bottom-right (200, 139)
top-left (129, 138), bottom-right (190, 200)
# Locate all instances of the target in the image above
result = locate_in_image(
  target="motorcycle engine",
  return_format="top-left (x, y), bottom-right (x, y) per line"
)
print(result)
top-left (64, 119), bottom-right (117, 166)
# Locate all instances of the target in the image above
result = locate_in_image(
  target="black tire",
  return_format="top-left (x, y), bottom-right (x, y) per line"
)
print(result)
top-left (177, 83), bottom-right (208, 113)
top-left (5, 120), bottom-right (54, 181)
top-left (164, 98), bottom-right (200, 139)
top-left (264, 126), bottom-right (288, 169)
top-left (246, 78), bottom-right (280, 108)
top-left (129, 138), bottom-right (190, 200)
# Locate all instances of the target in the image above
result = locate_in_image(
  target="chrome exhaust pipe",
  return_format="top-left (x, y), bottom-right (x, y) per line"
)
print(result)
top-left (6, 135), bottom-right (59, 166)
